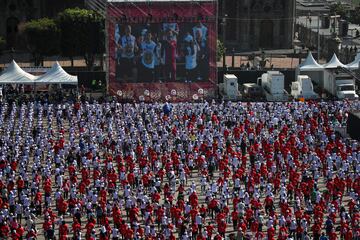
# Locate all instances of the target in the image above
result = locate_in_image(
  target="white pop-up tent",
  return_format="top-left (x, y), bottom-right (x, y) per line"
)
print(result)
top-left (298, 52), bottom-right (323, 71)
top-left (323, 53), bottom-right (346, 69)
top-left (346, 52), bottom-right (360, 70)
top-left (296, 52), bottom-right (325, 86)
top-left (0, 60), bottom-right (37, 84)
top-left (35, 61), bottom-right (78, 85)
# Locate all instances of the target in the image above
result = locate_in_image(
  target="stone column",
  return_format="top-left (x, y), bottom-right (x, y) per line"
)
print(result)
top-left (273, 17), bottom-right (281, 48)
top-left (286, 0), bottom-right (296, 49)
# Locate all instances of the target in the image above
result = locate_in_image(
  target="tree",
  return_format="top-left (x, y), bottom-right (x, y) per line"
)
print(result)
top-left (57, 8), bottom-right (105, 69)
top-left (217, 39), bottom-right (225, 61)
top-left (330, 2), bottom-right (348, 19)
top-left (23, 18), bottom-right (60, 66)
top-left (349, 7), bottom-right (360, 25)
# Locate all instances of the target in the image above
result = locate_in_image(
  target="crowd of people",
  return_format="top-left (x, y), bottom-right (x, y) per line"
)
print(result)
top-left (114, 22), bottom-right (209, 83)
top-left (0, 85), bottom-right (78, 105)
top-left (0, 99), bottom-right (359, 240)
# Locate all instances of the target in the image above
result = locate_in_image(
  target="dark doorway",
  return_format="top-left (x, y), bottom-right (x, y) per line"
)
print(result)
top-left (259, 20), bottom-right (273, 49)
top-left (6, 17), bottom-right (19, 49)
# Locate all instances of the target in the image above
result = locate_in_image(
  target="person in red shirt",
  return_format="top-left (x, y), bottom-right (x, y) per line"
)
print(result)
top-left (0, 223), bottom-right (10, 238)
top-left (163, 29), bottom-right (177, 82)
top-left (26, 229), bottom-right (37, 239)
top-left (125, 227), bottom-right (134, 239)
top-left (16, 177), bottom-right (24, 198)
top-left (206, 223), bottom-right (214, 239)
top-left (251, 220), bottom-right (259, 233)
top-left (72, 218), bottom-right (81, 234)
top-left (192, 224), bottom-right (198, 239)
top-left (255, 231), bottom-right (264, 240)
top-left (214, 234), bottom-right (222, 240)
top-left (264, 195), bottom-right (274, 214)
top-left (169, 233), bottom-right (176, 240)
top-left (86, 221), bottom-right (95, 238)
top-left (311, 223), bottom-right (321, 240)
top-left (59, 221), bottom-right (69, 239)
top-left (231, 209), bottom-right (238, 231)
top-left (16, 225), bottom-right (24, 239)
top-left (329, 229), bottom-right (337, 240)
top-left (11, 229), bottom-right (20, 240)
top-left (218, 219), bottom-right (226, 237)
top-left (344, 228), bottom-right (353, 240)
top-left (267, 226), bottom-right (275, 239)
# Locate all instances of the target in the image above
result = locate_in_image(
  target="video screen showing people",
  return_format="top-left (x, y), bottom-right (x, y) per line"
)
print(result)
top-left (114, 22), bottom-right (209, 83)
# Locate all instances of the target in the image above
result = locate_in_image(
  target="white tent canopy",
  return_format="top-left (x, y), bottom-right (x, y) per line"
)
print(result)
top-left (346, 52), bottom-right (360, 70)
top-left (0, 60), bottom-right (37, 84)
top-left (298, 52), bottom-right (323, 71)
top-left (323, 53), bottom-right (346, 69)
top-left (35, 61), bottom-right (78, 85)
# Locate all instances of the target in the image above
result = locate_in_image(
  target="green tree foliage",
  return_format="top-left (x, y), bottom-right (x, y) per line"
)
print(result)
top-left (349, 7), bottom-right (360, 25)
top-left (23, 18), bottom-right (60, 66)
top-left (57, 8), bottom-right (105, 69)
top-left (217, 39), bottom-right (225, 61)
top-left (330, 2), bottom-right (348, 19)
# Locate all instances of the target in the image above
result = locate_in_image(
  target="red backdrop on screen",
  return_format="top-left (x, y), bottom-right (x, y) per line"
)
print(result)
top-left (107, 1), bottom-right (217, 101)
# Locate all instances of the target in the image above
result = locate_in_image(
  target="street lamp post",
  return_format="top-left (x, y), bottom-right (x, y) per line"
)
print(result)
top-left (222, 14), bottom-right (228, 73)
top-left (307, 13), bottom-right (312, 47)
top-left (317, 15), bottom-right (321, 61)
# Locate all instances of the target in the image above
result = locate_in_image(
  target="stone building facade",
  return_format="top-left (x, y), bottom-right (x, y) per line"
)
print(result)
top-left (219, 0), bottom-right (296, 51)
top-left (0, 0), bottom-right (84, 49)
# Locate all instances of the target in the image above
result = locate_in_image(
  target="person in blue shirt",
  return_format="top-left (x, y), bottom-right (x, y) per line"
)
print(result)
top-left (192, 22), bottom-right (207, 49)
top-left (193, 23), bottom-right (209, 81)
top-left (183, 33), bottom-right (198, 82)
top-left (138, 31), bottom-right (156, 82)
top-left (115, 24), bottom-right (121, 64)
top-left (162, 23), bottom-right (179, 42)
top-left (118, 25), bottom-right (138, 82)
top-left (320, 232), bottom-right (329, 240)
top-left (325, 217), bottom-right (333, 235)
top-left (163, 102), bottom-right (172, 115)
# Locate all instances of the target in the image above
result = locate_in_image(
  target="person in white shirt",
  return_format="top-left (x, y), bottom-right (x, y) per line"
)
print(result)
top-left (195, 213), bottom-right (203, 232)
top-left (112, 227), bottom-right (119, 240)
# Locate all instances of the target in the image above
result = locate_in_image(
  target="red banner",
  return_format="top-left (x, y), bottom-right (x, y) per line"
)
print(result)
top-left (107, 1), bottom-right (217, 101)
